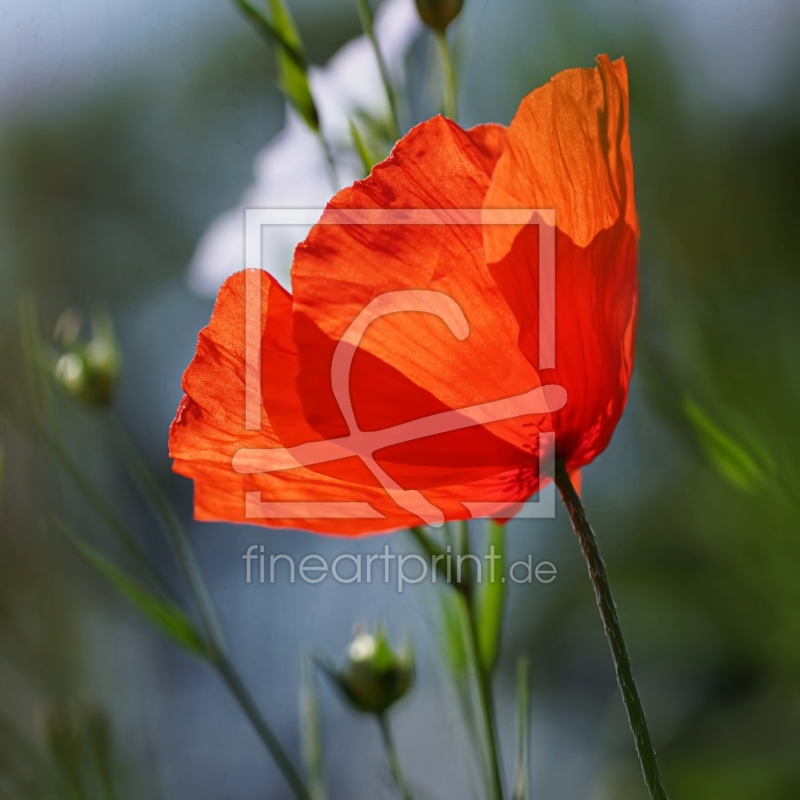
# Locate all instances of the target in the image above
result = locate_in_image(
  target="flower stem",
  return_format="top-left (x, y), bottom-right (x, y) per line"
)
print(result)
top-left (511, 656), bottom-right (531, 800)
top-left (110, 415), bottom-right (311, 800)
top-left (377, 713), bottom-right (414, 800)
top-left (41, 424), bottom-right (176, 602)
top-left (317, 132), bottom-right (339, 193)
top-left (409, 523), bottom-right (505, 798)
top-left (109, 414), bottom-right (227, 651)
top-left (356, 0), bottom-right (402, 141)
top-left (409, 526), bottom-right (450, 584)
top-left (456, 521), bottom-right (505, 800)
top-left (463, 592), bottom-right (505, 799)
top-left (215, 653), bottom-right (312, 800)
top-left (554, 462), bottom-right (669, 800)
top-left (434, 31), bottom-right (457, 121)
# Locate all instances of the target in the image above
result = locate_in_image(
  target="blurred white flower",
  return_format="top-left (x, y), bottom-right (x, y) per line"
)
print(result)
top-left (188, 0), bottom-right (422, 295)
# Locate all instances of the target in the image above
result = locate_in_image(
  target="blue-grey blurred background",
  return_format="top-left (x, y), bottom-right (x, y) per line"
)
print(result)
top-left (1, 0), bottom-right (800, 797)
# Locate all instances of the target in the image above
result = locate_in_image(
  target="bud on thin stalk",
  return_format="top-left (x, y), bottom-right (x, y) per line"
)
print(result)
top-left (53, 310), bottom-right (121, 409)
top-left (321, 628), bottom-right (417, 796)
top-left (326, 628), bottom-right (414, 716)
top-left (414, 0), bottom-right (463, 32)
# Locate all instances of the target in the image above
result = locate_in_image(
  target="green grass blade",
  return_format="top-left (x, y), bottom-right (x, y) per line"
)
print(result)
top-left (349, 119), bottom-right (376, 177)
top-left (266, 0), bottom-right (319, 131)
top-left (232, 0), bottom-right (319, 130)
top-left (440, 589), bottom-right (498, 800)
top-left (109, 414), bottom-right (227, 653)
top-left (684, 395), bottom-right (768, 491)
top-left (355, 0), bottom-right (401, 140)
top-left (299, 654), bottom-right (327, 800)
top-left (232, 0), bottom-right (305, 66)
top-left (476, 521), bottom-right (506, 673)
top-left (56, 518), bottom-right (209, 658)
top-left (512, 656), bottom-right (531, 800)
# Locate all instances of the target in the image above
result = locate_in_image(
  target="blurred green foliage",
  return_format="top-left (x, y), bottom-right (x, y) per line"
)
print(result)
top-left (0, 315), bottom-right (155, 798)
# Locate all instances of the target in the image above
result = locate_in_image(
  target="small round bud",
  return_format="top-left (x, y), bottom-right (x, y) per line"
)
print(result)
top-left (414, 0), bottom-right (464, 32)
top-left (328, 629), bottom-right (414, 716)
top-left (53, 311), bottom-right (121, 408)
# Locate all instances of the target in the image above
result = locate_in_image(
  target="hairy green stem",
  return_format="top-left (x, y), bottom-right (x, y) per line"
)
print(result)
top-left (555, 461), bottom-right (669, 800)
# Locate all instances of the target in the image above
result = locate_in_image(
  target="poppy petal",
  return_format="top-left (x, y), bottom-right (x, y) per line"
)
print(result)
top-left (171, 58), bottom-right (639, 533)
top-left (482, 56), bottom-right (639, 467)
top-left (289, 115), bottom-right (554, 483)
top-left (170, 270), bottom-right (554, 534)
top-left (483, 55), bottom-right (637, 262)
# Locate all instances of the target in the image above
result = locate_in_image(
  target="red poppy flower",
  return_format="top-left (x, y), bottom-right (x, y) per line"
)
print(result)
top-left (169, 54), bottom-right (638, 535)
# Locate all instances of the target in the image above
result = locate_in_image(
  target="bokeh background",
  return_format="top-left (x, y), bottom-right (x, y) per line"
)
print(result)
top-left (2, 0), bottom-right (800, 797)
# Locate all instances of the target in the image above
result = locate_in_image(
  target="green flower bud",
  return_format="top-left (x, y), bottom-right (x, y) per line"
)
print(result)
top-left (327, 628), bottom-right (414, 716)
top-left (53, 311), bottom-right (121, 408)
top-left (414, 0), bottom-right (464, 32)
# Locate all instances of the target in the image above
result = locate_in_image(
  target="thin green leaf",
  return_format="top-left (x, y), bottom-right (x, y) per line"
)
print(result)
top-left (476, 521), bottom-right (506, 673)
top-left (56, 519), bottom-right (209, 658)
top-left (299, 654), bottom-right (327, 800)
top-left (0, 444), bottom-right (4, 515)
top-left (684, 395), bottom-right (768, 492)
top-left (232, 0), bottom-right (305, 67)
top-left (267, 0), bottom-right (319, 131)
top-left (106, 424), bottom-right (312, 800)
top-left (421, 521), bottom-right (499, 798)
top-left (439, 589), bottom-right (498, 800)
top-left (40, 427), bottom-right (177, 602)
top-left (232, 0), bottom-right (319, 130)
top-left (265, 0), bottom-right (301, 50)
top-left (409, 526), bottom-right (450, 585)
top-left (109, 414), bottom-right (227, 653)
top-left (275, 51), bottom-right (319, 131)
top-left (441, 587), bottom-right (469, 678)
top-left (355, 0), bottom-right (401, 140)
top-left (15, 298), bottom-right (174, 600)
top-left (512, 657), bottom-right (531, 800)
top-left (349, 119), bottom-right (377, 177)
top-left (214, 656), bottom-right (312, 800)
